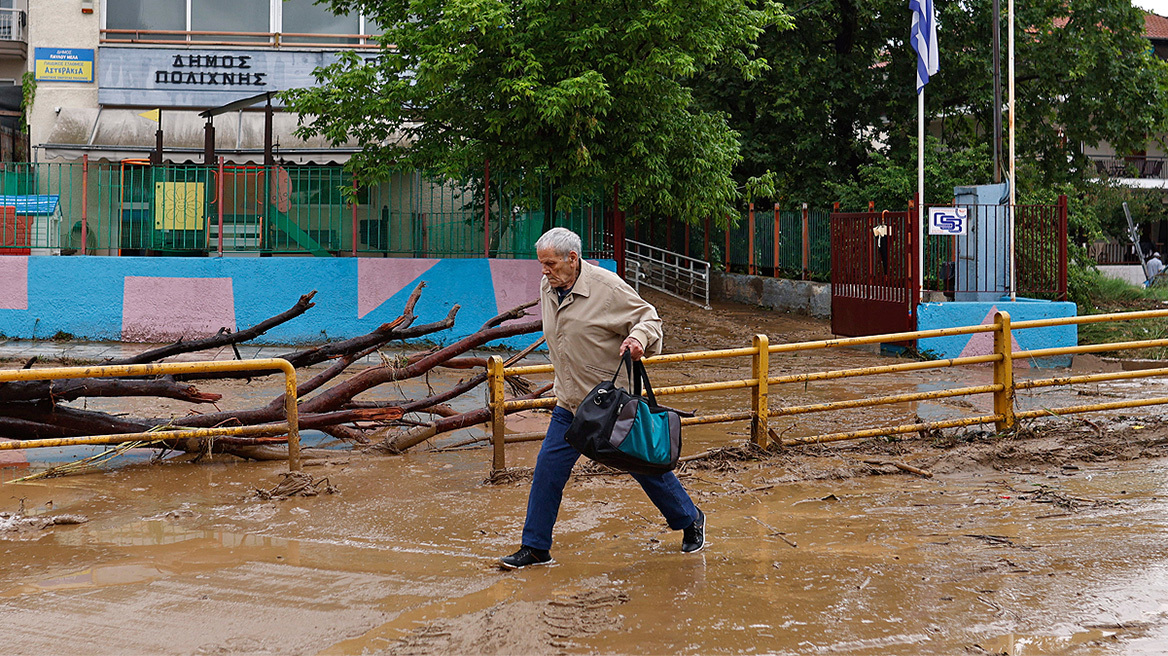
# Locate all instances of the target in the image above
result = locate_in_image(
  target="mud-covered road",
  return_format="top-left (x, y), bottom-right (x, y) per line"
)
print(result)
top-left (4, 290), bottom-right (1168, 655)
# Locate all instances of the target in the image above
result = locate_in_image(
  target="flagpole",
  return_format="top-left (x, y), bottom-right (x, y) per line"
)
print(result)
top-left (1008, 0), bottom-right (1016, 301)
top-left (918, 88), bottom-right (925, 305)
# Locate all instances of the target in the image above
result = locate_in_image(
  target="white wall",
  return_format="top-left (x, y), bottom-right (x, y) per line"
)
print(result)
top-left (27, 0), bottom-right (100, 152)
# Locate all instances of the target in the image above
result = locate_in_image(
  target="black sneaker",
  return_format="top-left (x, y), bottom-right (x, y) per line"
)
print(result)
top-left (681, 508), bottom-right (706, 553)
top-left (499, 546), bottom-right (553, 570)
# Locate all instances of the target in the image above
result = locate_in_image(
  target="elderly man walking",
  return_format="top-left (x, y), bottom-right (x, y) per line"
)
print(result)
top-left (499, 227), bottom-right (705, 570)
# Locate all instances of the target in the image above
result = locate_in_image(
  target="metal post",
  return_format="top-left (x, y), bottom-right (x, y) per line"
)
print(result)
top-left (801, 202), bottom-right (810, 279)
top-left (992, 0), bottom-right (1002, 183)
top-left (80, 155), bottom-right (88, 255)
top-left (993, 310), bottom-right (1015, 432)
top-left (751, 334), bottom-right (770, 448)
top-left (264, 96), bottom-right (274, 167)
top-left (484, 158), bottom-right (491, 257)
top-left (613, 183), bottom-right (626, 277)
top-left (204, 119), bottom-right (216, 167)
top-left (773, 203), bottom-right (780, 275)
top-left (152, 110), bottom-right (163, 166)
top-left (351, 176), bottom-right (358, 256)
top-left (910, 194), bottom-right (921, 312)
top-left (1008, 0), bottom-right (1016, 301)
top-left (217, 156), bottom-right (224, 256)
top-left (488, 355), bottom-right (507, 471)
top-left (283, 365), bottom-right (301, 471)
top-left (747, 203), bottom-right (756, 275)
top-left (1058, 195), bottom-right (1068, 301)
top-left (704, 216), bottom-right (710, 261)
top-left (725, 217), bottom-right (731, 272)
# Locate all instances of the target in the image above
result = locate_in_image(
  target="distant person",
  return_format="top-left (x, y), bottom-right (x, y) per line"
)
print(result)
top-left (498, 227), bottom-right (705, 570)
top-left (1148, 252), bottom-right (1164, 279)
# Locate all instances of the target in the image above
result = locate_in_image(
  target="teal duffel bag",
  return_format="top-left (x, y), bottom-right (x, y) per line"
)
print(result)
top-left (564, 352), bottom-right (682, 476)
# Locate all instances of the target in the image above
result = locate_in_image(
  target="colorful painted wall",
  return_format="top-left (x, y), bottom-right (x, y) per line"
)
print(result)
top-left (0, 256), bottom-right (599, 347)
top-left (917, 299), bottom-right (1078, 367)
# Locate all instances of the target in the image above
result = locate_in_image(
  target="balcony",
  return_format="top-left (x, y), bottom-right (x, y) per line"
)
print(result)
top-left (0, 8), bottom-right (27, 59)
top-left (1088, 155), bottom-right (1168, 188)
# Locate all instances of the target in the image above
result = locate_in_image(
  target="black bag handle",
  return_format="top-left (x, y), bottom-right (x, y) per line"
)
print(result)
top-left (633, 360), bottom-right (658, 406)
top-left (612, 350), bottom-right (633, 384)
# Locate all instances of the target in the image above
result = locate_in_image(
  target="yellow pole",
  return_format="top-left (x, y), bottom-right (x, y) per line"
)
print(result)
top-left (0, 423), bottom-right (288, 451)
top-left (993, 310), bottom-right (1015, 431)
top-left (488, 355), bottom-right (507, 471)
top-left (280, 361), bottom-right (301, 472)
top-left (751, 334), bottom-right (769, 448)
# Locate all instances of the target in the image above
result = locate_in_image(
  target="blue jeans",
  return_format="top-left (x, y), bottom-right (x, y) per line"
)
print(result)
top-left (521, 405), bottom-right (699, 551)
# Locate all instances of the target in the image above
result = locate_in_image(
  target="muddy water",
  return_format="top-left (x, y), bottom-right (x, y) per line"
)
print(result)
top-left (4, 432), bottom-right (1168, 655)
top-left (6, 290), bottom-right (1168, 654)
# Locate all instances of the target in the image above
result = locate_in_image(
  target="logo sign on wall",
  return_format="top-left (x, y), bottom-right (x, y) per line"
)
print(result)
top-left (929, 207), bottom-right (969, 235)
top-left (34, 48), bottom-right (95, 83)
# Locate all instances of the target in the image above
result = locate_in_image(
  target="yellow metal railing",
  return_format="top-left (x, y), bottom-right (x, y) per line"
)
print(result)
top-left (486, 308), bottom-right (1168, 471)
top-left (0, 358), bottom-right (301, 472)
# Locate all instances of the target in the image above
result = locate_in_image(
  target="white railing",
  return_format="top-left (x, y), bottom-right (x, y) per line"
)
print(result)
top-left (0, 9), bottom-right (25, 42)
top-left (625, 238), bottom-right (711, 309)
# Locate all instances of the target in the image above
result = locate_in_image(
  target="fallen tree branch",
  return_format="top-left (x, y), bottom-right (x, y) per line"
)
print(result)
top-left (109, 291), bottom-right (318, 365)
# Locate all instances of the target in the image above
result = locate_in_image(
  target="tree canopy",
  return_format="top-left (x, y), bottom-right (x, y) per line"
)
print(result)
top-left (695, 0), bottom-right (1168, 204)
top-left (284, 0), bottom-right (788, 222)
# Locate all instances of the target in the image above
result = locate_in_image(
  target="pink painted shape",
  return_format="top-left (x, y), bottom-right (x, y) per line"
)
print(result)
top-left (489, 259), bottom-right (544, 319)
top-left (357, 259), bottom-right (440, 319)
top-left (0, 256), bottom-right (28, 310)
top-left (958, 306), bottom-right (1026, 367)
top-left (0, 438), bottom-right (28, 469)
top-left (122, 277), bottom-right (236, 343)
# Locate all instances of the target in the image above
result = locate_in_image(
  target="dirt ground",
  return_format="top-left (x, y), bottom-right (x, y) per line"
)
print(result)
top-left (4, 289), bottom-right (1168, 655)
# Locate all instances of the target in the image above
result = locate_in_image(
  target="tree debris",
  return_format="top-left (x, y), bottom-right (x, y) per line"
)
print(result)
top-left (0, 283), bottom-right (547, 464)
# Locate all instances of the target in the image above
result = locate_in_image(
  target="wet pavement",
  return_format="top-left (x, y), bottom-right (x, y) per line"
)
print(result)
top-left (3, 435), bottom-right (1168, 654)
top-left (4, 292), bottom-right (1168, 654)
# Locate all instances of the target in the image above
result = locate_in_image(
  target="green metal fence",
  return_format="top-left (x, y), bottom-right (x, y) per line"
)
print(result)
top-left (0, 162), bottom-right (611, 259)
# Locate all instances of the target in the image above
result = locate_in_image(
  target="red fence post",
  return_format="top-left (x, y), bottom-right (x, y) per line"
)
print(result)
top-left (484, 158), bottom-right (491, 258)
top-left (801, 202), bottom-right (810, 280)
top-left (613, 183), bottom-right (625, 277)
top-left (80, 155), bottom-right (88, 255)
top-left (217, 156), bottom-right (225, 256)
top-left (910, 194), bottom-right (920, 312)
top-left (748, 202), bottom-right (756, 275)
top-left (704, 216), bottom-right (710, 261)
top-left (725, 216), bottom-right (731, 272)
top-left (772, 203), bottom-right (780, 275)
top-left (1058, 194), bottom-right (1068, 301)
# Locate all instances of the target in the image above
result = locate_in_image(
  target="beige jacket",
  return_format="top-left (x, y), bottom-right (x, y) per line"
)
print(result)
top-left (541, 259), bottom-right (663, 413)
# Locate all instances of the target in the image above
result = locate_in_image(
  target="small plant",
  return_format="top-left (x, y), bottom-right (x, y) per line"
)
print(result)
top-left (50, 331), bottom-right (75, 342)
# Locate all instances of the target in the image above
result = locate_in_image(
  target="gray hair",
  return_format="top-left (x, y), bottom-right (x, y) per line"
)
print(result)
top-left (535, 227), bottom-right (582, 257)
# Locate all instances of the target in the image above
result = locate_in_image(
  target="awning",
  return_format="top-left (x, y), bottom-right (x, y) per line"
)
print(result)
top-left (35, 107), bottom-right (362, 165)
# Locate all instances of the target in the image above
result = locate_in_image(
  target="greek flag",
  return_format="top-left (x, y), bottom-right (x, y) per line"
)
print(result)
top-left (910, 0), bottom-right (938, 93)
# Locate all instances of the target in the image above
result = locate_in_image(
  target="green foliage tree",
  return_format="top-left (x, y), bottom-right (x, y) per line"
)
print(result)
top-left (284, 0), bottom-right (789, 224)
top-left (698, 0), bottom-right (1168, 201)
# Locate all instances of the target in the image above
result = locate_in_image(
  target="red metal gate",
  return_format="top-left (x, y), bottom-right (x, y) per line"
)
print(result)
top-left (830, 209), bottom-right (919, 337)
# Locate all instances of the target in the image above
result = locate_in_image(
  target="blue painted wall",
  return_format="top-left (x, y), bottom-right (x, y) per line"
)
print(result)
top-left (0, 256), bottom-right (614, 347)
top-left (917, 299), bottom-right (1077, 367)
